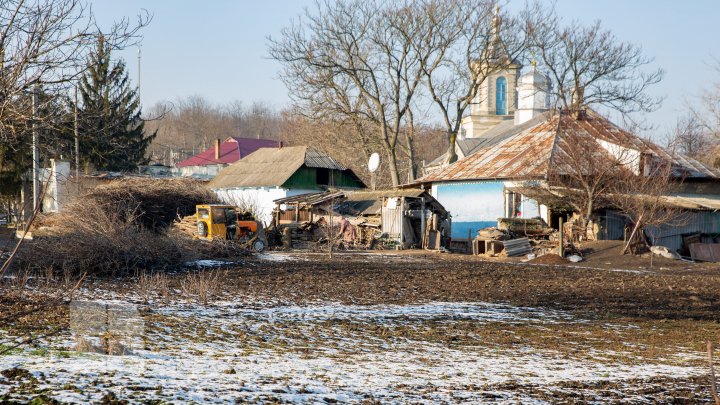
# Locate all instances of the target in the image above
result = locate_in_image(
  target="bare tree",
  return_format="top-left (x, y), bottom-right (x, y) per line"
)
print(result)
top-left (419, 0), bottom-right (526, 164)
top-left (269, 0), bottom-right (440, 186)
top-left (611, 157), bottom-right (682, 255)
top-left (666, 114), bottom-right (714, 161)
top-left (684, 60), bottom-right (720, 168)
top-left (527, 111), bottom-right (635, 239)
top-left (145, 96), bottom-right (284, 166)
top-left (524, 2), bottom-right (663, 116)
top-left (0, 0), bottom-right (149, 148)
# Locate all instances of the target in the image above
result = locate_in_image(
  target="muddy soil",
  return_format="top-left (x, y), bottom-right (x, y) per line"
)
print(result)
top-left (203, 252), bottom-right (720, 321)
top-left (3, 252), bottom-right (720, 403)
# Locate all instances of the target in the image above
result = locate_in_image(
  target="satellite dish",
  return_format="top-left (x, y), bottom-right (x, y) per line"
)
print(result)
top-left (368, 153), bottom-right (380, 173)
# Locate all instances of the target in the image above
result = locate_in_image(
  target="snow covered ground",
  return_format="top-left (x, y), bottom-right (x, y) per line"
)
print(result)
top-left (0, 298), bottom-right (706, 403)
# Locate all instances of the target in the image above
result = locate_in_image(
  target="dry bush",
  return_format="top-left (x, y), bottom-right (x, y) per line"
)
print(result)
top-left (16, 178), bottom-right (221, 277)
top-left (62, 178), bottom-right (220, 233)
top-left (180, 270), bottom-right (222, 304)
top-left (20, 204), bottom-right (185, 276)
top-left (135, 271), bottom-right (171, 304)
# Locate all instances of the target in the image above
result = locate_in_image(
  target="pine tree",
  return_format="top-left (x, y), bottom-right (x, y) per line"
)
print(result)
top-left (77, 34), bottom-right (155, 172)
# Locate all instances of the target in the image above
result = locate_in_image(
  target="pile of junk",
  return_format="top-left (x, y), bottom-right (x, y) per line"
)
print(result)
top-left (471, 217), bottom-right (581, 260)
top-left (267, 189), bottom-right (451, 251)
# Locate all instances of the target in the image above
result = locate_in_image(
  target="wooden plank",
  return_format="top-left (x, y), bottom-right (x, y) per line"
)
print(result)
top-left (689, 243), bottom-right (720, 263)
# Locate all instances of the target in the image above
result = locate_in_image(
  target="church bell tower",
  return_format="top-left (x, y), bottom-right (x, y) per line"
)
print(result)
top-left (460, 6), bottom-right (521, 138)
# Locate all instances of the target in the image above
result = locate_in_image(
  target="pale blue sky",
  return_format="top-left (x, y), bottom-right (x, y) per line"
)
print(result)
top-left (91, 1), bottom-right (720, 138)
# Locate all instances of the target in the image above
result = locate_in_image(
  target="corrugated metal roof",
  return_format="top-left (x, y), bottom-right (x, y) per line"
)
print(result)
top-left (274, 191), bottom-right (345, 205)
top-left (345, 189), bottom-right (427, 201)
top-left (418, 109), bottom-right (720, 184)
top-left (208, 146), bottom-right (352, 189)
top-left (304, 148), bottom-right (348, 170)
top-left (271, 188), bottom-right (444, 217)
top-left (421, 118), bottom-right (558, 182)
top-left (426, 111), bottom-right (555, 168)
top-left (661, 194), bottom-right (720, 210)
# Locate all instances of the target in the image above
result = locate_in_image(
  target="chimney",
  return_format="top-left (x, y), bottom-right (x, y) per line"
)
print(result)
top-left (214, 138), bottom-right (220, 161)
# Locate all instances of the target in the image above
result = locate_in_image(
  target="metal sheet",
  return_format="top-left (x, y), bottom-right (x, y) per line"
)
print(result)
top-left (689, 243), bottom-right (720, 262)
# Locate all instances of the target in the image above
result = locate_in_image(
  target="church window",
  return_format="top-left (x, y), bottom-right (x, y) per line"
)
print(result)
top-left (496, 76), bottom-right (507, 115)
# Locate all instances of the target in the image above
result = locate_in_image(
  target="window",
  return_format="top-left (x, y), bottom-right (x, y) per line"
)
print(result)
top-left (496, 76), bottom-right (507, 115)
top-left (212, 207), bottom-right (226, 224)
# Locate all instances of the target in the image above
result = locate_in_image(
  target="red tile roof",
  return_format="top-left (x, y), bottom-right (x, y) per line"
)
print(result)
top-left (175, 137), bottom-right (280, 168)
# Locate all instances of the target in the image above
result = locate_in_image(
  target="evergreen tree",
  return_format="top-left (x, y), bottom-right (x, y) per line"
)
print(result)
top-left (77, 34), bottom-right (155, 172)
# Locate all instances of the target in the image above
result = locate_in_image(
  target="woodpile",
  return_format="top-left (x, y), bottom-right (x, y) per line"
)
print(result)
top-left (173, 214), bottom-right (199, 237)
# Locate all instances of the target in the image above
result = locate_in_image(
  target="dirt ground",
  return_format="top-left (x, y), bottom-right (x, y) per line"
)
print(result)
top-left (2, 245), bottom-right (720, 403)
top-left (165, 248), bottom-right (718, 321)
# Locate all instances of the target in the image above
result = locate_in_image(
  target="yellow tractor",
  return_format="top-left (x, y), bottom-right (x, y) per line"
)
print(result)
top-left (195, 204), bottom-right (266, 252)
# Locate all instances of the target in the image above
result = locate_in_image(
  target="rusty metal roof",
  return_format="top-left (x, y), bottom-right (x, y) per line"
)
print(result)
top-left (421, 117), bottom-right (559, 182)
top-left (419, 110), bottom-right (720, 184)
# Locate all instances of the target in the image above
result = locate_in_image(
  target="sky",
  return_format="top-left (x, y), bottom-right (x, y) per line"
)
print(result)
top-left (90, 0), bottom-right (720, 139)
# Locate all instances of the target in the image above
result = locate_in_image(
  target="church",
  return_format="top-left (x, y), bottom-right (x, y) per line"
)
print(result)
top-left (416, 35), bottom-right (720, 249)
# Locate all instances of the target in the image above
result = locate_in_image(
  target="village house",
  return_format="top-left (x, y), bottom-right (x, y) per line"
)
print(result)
top-left (415, 18), bottom-right (720, 253)
top-left (208, 146), bottom-right (365, 225)
top-left (418, 69), bottom-right (720, 252)
top-left (174, 137), bottom-right (280, 179)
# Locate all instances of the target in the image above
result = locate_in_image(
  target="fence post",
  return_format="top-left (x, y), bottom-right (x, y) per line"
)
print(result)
top-left (559, 217), bottom-right (564, 258)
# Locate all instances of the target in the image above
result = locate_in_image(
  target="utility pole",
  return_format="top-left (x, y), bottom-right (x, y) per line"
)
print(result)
top-left (137, 46), bottom-right (141, 102)
top-left (74, 86), bottom-right (80, 186)
top-left (31, 85), bottom-right (39, 212)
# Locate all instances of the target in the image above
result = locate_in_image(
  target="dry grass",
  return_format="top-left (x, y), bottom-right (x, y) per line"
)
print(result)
top-left (180, 270), bottom-right (222, 304)
top-left (135, 271), bottom-right (171, 304)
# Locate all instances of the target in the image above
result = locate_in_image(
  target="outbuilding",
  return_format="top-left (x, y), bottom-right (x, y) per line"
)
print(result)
top-left (208, 146), bottom-right (364, 225)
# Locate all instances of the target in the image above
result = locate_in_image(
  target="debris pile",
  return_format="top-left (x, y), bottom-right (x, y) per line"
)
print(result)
top-left (19, 179), bottom-right (219, 275)
top-left (473, 225), bottom-right (566, 258)
top-left (270, 189), bottom-right (450, 251)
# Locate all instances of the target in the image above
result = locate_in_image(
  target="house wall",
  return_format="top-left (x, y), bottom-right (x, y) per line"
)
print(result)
top-left (431, 180), bottom-right (548, 238)
top-left (283, 167), bottom-right (364, 189)
top-left (213, 187), bottom-right (318, 226)
top-left (41, 160), bottom-right (71, 213)
top-left (431, 181), bottom-right (505, 223)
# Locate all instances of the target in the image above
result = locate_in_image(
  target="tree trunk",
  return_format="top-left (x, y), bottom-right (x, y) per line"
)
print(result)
top-left (444, 130), bottom-right (458, 164)
top-left (405, 139), bottom-right (416, 182)
top-left (581, 199), bottom-right (594, 241)
top-left (405, 110), bottom-right (417, 182)
top-left (386, 149), bottom-right (400, 187)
